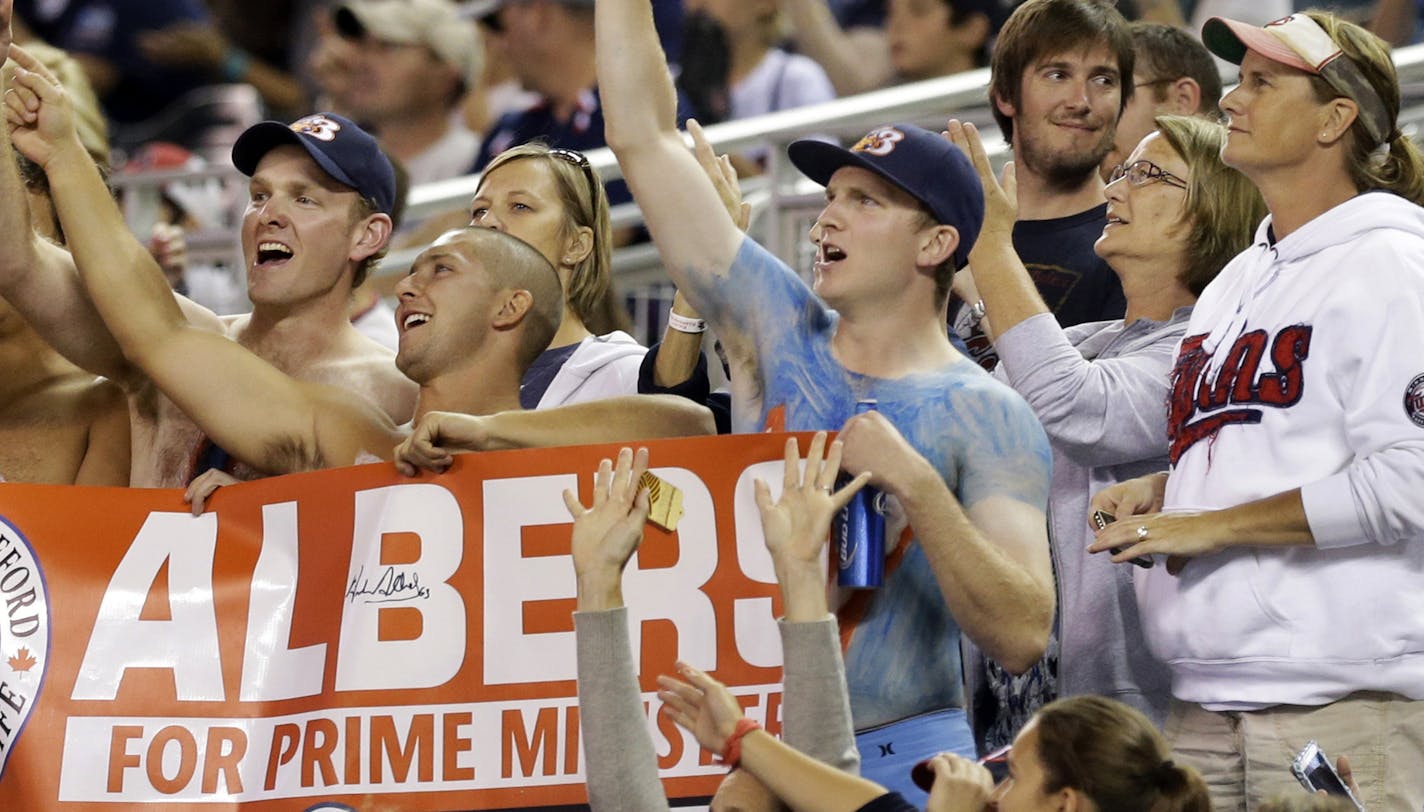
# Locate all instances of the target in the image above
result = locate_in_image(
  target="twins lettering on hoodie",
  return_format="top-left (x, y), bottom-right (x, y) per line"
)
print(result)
top-left (1167, 325), bottom-right (1314, 464)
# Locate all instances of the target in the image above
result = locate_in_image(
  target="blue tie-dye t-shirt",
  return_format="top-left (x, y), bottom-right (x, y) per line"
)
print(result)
top-left (696, 237), bottom-right (1051, 728)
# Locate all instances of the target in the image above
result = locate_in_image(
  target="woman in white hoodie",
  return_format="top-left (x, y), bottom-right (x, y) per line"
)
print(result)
top-left (1089, 12), bottom-right (1424, 811)
top-left (470, 143), bottom-right (647, 409)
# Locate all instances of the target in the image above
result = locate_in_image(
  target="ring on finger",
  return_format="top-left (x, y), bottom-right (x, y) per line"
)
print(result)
top-left (1136, 525), bottom-right (1150, 542)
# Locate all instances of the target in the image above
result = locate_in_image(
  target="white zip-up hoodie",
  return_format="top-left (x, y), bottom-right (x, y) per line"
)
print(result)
top-left (533, 331), bottom-right (647, 409)
top-left (1140, 191), bottom-right (1424, 711)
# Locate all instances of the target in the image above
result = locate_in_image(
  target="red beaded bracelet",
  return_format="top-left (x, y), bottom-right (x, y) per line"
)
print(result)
top-left (719, 717), bottom-right (762, 769)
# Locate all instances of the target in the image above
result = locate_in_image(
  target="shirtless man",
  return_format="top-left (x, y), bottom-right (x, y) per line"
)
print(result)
top-left (0, 0), bottom-right (415, 488)
top-left (0, 294), bottom-right (127, 485)
top-left (3, 47), bottom-right (711, 485)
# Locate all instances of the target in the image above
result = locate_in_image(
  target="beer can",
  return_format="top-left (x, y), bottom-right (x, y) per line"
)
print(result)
top-left (835, 400), bottom-right (885, 588)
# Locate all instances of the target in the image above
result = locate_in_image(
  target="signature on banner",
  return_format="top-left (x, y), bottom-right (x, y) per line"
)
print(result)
top-left (345, 565), bottom-right (431, 603)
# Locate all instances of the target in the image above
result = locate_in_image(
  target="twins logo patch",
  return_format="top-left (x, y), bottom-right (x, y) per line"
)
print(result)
top-left (1405, 374), bottom-right (1424, 427)
top-left (0, 516), bottom-right (51, 781)
top-left (852, 127), bottom-right (905, 156)
top-left (290, 114), bottom-right (342, 142)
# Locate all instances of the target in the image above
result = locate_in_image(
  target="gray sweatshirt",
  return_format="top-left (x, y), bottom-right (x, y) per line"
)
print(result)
top-left (991, 310), bottom-right (1187, 725)
top-left (574, 608), bottom-right (859, 811)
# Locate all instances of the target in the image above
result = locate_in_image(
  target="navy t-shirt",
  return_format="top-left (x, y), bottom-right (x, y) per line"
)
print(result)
top-left (1014, 203), bottom-right (1126, 328)
top-left (519, 342), bottom-right (582, 409)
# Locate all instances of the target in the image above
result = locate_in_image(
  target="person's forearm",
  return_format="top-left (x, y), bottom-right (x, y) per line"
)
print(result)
top-left (778, 616), bottom-right (859, 774)
top-left (1210, 489), bottom-right (1313, 548)
top-left (969, 234), bottom-right (1052, 342)
top-left (472, 397), bottom-right (714, 450)
top-left (45, 141), bottom-right (190, 363)
top-left (0, 105), bottom-right (130, 379)
top-left (777, 563), bottom-right (829, 622)
top-left (894, 463), bottom-right (1053, 674)
top-left (577, 564), bottom-right (625, 613)
top-left (738, 730), bottom-right (885, 812)
top-left (597, 0), bottom-right (681, 149)
top-left (779, 0), bottom-right (891, 96)
top-left (995, 313), bottom-right (1179, 466)
top-left (574, 608), bottom-right (672, 812)
top-left (653, 297), bottom-right (706, 388)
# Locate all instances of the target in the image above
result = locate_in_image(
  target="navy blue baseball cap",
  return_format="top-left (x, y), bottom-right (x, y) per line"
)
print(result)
top-left (788, 124), bottom-right (984, 269)
top-left (231, 113), bottom-right (397, 216)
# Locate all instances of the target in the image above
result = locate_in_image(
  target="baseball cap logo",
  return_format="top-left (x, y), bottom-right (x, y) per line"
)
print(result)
top-left (852, 127), bottom-right (905, 157)
top-left (290, 114), bottom-right (343, 142)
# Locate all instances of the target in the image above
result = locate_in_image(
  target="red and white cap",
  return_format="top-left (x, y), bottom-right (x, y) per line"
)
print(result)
top-left (1203, 13), bottom-right (1394, 146)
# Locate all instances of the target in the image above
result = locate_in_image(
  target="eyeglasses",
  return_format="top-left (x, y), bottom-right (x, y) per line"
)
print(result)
top-left (548, 147), bottom-right (601, 211)
top-left (1107, 159), bottom-right (1188, 190)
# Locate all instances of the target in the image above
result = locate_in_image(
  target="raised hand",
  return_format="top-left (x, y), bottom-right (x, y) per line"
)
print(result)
top-left (688, 118), bottom-right (752, 231)
top-left (562, 447), bottom-right (651, 611)
top-left (943, 119), bottom-right (1016, 246)
top-left (657, 660), bottom-right (746, 755)
top-left (149, 222), bottom-right (190, 288)
top-left (754, 432), bottom-right (869, 618)
top-left (3, 44), bottom-right (83, 168)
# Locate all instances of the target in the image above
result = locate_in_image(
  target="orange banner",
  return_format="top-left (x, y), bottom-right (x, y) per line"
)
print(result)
top-left (0, 434), bottom-right (805, 810)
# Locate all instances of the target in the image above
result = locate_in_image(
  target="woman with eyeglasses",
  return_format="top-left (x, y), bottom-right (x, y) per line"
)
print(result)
top-left (469, 143), bottom-right (647, 409)
top-left (944, 114), bottom-right (1264, 736)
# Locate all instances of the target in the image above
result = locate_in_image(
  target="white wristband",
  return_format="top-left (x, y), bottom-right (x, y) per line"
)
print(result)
top-left (667, 311), bottom-right (707, 334)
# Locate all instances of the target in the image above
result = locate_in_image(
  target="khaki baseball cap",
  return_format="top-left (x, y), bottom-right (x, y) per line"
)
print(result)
top-left (335, 0), bottom-right (483, 88)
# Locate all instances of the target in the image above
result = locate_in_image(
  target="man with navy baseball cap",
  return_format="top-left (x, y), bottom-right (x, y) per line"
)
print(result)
top-left (598, 0), bottom-right (1053, 801)
top-left (0, 57), bottom-right (416, 489)
top-left (232, 112), bottom-right (397, 217)
top-left (787, 122), bottom-right (986, 269)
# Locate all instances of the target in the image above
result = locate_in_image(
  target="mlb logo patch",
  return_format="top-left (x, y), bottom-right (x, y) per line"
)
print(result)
top-left (852, 127), bottom-right (906, 157)
top-left (1405, 374), bottom-right (1424, 427)
top-left (290, 114), bottom-right (343, 142)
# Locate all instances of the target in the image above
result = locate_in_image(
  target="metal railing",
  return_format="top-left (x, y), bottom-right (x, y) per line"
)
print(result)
top-left (108, 43), bottom-right (1424, 340)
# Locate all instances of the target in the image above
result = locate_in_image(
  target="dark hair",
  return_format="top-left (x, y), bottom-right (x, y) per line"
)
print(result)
top-left (1034, 696), bottom-right (1211, 812)
top-left (1154, 114), bottom-right (1264, 295)
top-left (1129, 21), bottom-right (1222, 118)
top-left (1304, 12), bottom-right (1424, 205)
top-left (989, 0), bottom-right (1134, 144)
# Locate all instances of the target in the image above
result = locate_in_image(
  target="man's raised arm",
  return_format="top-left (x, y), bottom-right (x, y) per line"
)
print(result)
top-left (5, 45), bottom-right (394, 474)
top-left (595, 0), bottom-right (744, 317)
top-left (0, 5), bottom-right (132, 382)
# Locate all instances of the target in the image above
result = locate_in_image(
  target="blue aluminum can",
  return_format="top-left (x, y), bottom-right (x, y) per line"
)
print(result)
top-left (836, 400), bottom-right (885, 588)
